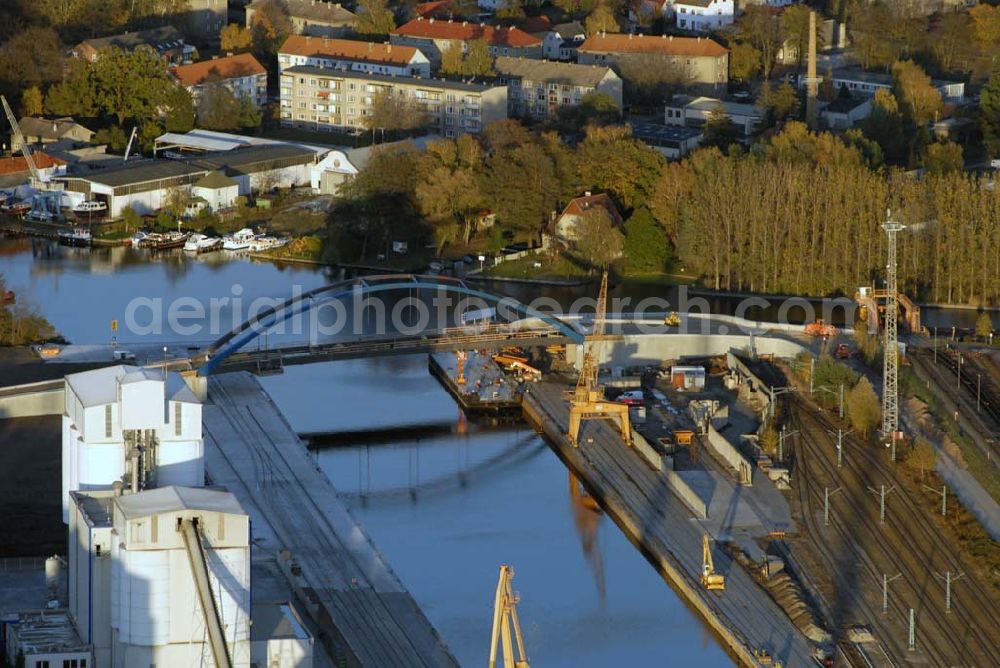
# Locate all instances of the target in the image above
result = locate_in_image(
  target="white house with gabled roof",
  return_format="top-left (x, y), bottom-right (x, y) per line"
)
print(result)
top-left (674, 0), bottom-right (734, 32)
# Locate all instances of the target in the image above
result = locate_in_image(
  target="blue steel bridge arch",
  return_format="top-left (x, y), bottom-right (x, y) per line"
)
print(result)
top-left (198, 273), bottom-right (583, 376)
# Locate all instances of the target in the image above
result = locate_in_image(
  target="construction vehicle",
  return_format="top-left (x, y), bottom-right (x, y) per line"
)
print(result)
top-left (835, 343), bottom-right (852, 359)
top-left (488, 565), bottom-right (530, 668)
top-left (567, 270), bottom-right (631, 447)
top-left (664, 311), bottom-right (681, 327)
top-left (673, 429), bottom-right (694, 446)
top-left (754, 648), bottom-right (773, 665)
top-left (804, 319), bottom-right (838, 337)
top-left (701, 534), bottom-right (725, 591)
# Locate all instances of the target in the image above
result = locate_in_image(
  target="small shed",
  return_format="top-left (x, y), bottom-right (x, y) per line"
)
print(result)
top-left (670, 365), bottom-right (706, 390)
top-left (191, 171), bottom-right (239, 212)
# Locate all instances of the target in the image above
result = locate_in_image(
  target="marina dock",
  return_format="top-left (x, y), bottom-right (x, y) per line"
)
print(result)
top-left (522, 381), bottom-right (818, 667)
top-left (202, 372), bottom-right (458, 668)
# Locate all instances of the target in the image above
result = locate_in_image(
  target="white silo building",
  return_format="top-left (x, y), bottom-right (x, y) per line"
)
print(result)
top-left (61, 366), bottom-right (204, 522)
top-left (66, 485), bottom-right (252, 668)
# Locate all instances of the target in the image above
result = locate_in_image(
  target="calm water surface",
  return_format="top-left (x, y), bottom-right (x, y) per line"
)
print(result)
top-left (261, 359), bottom-right (732, 667)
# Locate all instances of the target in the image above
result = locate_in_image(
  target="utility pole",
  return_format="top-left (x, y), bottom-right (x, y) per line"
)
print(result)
top-left (827, 428), bottom-right (852, 468)
top-left (882, 211), bottom-right (905, 442)
top-left (922, 483), bottom-right (948, 517)
top-left (868, 484), bottom-right (896, 524)
top-left (933, 326), bottom-right (938, 363)
top-left (957, 352), bottom-right (962, 391)
top-left (933, 571), bottom-right (964, 614)
top-left (809, 355), bottom-right (815, 395)
top-left (977, 373), bottom-right (982, 413)
top-left (908, 608), bottom-right (916, 651)
top-left (824, 486), bottom-right (842, 526)
top-left (778, 427), bottom-right (798, 463)
top-left (882, 572), bottom-right (901, 614)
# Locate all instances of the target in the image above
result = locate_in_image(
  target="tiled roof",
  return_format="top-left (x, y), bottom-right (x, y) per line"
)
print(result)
top-left (393, 18), bottom-right (543, 47)
top-left (579, 33), bottom-right (727, 58)
top-left (283, 65), bottom-right (503, 92)
top-left (0, 152), bottom-right (66, 176)
top-left (560, 193), bottom-right (623, 227)
top-left (79, 26), bottom-right (185, 53)
top-left (279, 35), bottom-right (421, 66)
top-left (18, 117), bottom-right (93, 141)
top-left (249, 0), bottom-right (355, 23)
top-left (415, 0), bottom-right (452, 17)
top-left (171, 53), bottom-right (267, 87)
top-left (494, 56), bottom-right (616, 88)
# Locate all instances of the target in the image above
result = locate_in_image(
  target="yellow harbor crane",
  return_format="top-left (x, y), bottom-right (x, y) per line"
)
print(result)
top-left (488, 565), bottom-right (530, 668)
top-left (701, 534), bottom-right (726, 591)
top-left (566, 270), bottom-right (632, 447)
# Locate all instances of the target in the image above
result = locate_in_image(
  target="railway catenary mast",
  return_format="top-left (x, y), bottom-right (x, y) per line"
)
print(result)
top-left (882, 211), bottom-right (906, 441)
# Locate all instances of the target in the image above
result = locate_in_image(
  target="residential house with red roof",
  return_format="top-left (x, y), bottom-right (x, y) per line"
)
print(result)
top-left (673, 0), bottom-right (734, 32)
top-left (278, 35), bottom-right (432, 78)
top-left (577, 33), bottom-right (728, 91)
top-left (552, 192), bottom-right (624, 244)
top-left (171, 53), bottom-right (268, 108)
top-left (246, 0), bottom-right (357, 37)
top-left (390, 17), bottom-right (543, 67)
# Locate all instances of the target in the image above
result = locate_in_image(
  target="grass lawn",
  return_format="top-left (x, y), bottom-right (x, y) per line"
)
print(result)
top-left (483, 252), bottom-right (592, 280)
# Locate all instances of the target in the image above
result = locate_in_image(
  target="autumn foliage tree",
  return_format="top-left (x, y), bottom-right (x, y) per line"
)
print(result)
top-left (220, 24), bottom-right (253, 52)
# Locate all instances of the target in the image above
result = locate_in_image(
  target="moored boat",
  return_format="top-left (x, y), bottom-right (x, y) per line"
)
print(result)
top-left (223, 228), bottom-right (255, 251)
top-left (57, 227), bottom-right (92, 247)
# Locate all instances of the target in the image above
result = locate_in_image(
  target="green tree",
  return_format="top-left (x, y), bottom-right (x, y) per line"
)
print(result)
top-left (576, 124), bottom-right (663, 209)
top-left (980, 67), bottom-right (1000, 159)
top-left (464, 39), bottom-right (494, 76)
top-left (354, 0), bottom-right (397, 35)
top-left (905, 438), bottom-right (936, 482)
top-left (781, 4), bottom-right (820, 72)
top-left (585, 4), bottom-right (619, 36)
top-left (813, 354), bottom-right (859, 410)
top-left (238, 95), bottom-right (263, 130)
top-left (574, 206), bottom-right (623, 269)
top-left (363, 90), bottom-right (427, 132)
top-left (481, 141), bottom-right (561, 238)
top-left (892, 60), bottom-right (942, 128)
top-left (729, 42), bottom-right (761, 83)
top-left (922, 142), bottom-right (963, 175)
top-left (847, 377), bottom-right (881, 438)
top-left (623, 207), bottom-right (670, 274)
top-left (250, 0), bottom-right (292, 55)
top-left (701, 105), bottom-right (740, 151)
top-left (0, 27), bottom-right (64, 92)
top-left (91, 47), bottom-right (177, 126)
top-left (496, 0), bottom-right (526, 18)
top-left (759, 81), bottom-right (799, 123)
top-left (759, 420), bottom-right (778, 456)
top-left (196, 85), bottom-right (242, 130)
top-left (220, 24), bottom-right (253, 52)
top-left (558, 91), bottom-right (620, 130)
top-left (859, 89), bottom-right (905, 164)
top-left (164, 85), bottom-right (196, 133)
top-left (737, 6), bottom-right (782, 81)
top-left (976, 311), bottom-right (993, 340)
top-left (970, 4), bottom-right (1000, 52)
top-left (21, 86), bottom-right (43, 117)
top-left (416, 165), bottom-right (484, 249)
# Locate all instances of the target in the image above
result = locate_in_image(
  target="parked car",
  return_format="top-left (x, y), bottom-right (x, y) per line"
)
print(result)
top-left (618, 390), bottom-right (645, 406)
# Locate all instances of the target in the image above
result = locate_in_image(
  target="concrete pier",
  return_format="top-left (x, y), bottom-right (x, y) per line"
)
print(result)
top-left (202, 372), bottom-right (458, 668)
top-left (523, 382), bottom-right (818, 667)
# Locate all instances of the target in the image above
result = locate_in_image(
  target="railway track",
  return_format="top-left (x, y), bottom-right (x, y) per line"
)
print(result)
top-left (787, 396), bottom-right (1000, 667)
top-left (909, 347), bottom-right (1000, 465)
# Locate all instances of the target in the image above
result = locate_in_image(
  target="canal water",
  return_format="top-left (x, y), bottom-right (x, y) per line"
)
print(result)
top-left (0, 237), bottom-right (983, 666)
top-left (261, 358), bottom-right (731, 667)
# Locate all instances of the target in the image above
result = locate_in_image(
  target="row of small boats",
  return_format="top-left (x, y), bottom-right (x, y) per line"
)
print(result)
top-left (129, 228), bottom-right (289, 253)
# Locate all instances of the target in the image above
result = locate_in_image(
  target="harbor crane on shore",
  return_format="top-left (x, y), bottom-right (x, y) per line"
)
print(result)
top-left (567, 269), bottom-right (632, 447)
top-left (701, 534), bottom-right (726, 591)
top-left (488, 565), bottom-right (530, 668)
top-left (1, 95), bottom-right (41, 184)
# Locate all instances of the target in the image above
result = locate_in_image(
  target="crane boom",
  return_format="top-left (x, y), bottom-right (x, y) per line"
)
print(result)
top-left (1, 95), bottom-right (41, 183)
top-left (567, 269), bottom-right (632, 447)
top-left (488, 565), bottom-right (529, 668)
top-left (123, 126), bottom-right (138, 162)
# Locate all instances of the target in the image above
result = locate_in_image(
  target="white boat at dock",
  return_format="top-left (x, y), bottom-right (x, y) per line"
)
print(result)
top-left (223, 228), bottom-right (255, 251)
top-left (248, 236), bottom-right (288, 252)
top-left (183, 233), bottom-right (223, 253)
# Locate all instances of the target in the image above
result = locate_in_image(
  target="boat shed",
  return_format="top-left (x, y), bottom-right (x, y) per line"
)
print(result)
top-left (57, 160), bottom-right (207, 219)
top-left (56, 145), bottom-right (323, 218)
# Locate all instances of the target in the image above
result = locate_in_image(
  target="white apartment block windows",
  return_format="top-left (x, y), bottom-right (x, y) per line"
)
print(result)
top-left (105, 405), bottom-right (112, 438)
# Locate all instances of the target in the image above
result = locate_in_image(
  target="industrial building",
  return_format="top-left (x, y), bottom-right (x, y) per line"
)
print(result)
top-left (60, 366), bottom-right (204, 523)
top-left (577, 33), bottom-right (729, 92)
top-left (280, 65), bottom-right (507, 137)
top-left (1, 364), bottom-right (317, 668)
top-left (56, 144), bottom-right (323, 218)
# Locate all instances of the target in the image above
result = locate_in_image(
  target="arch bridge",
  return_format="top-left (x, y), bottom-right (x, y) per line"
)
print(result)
top-left (196, 274), bottom-right (582, 376)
